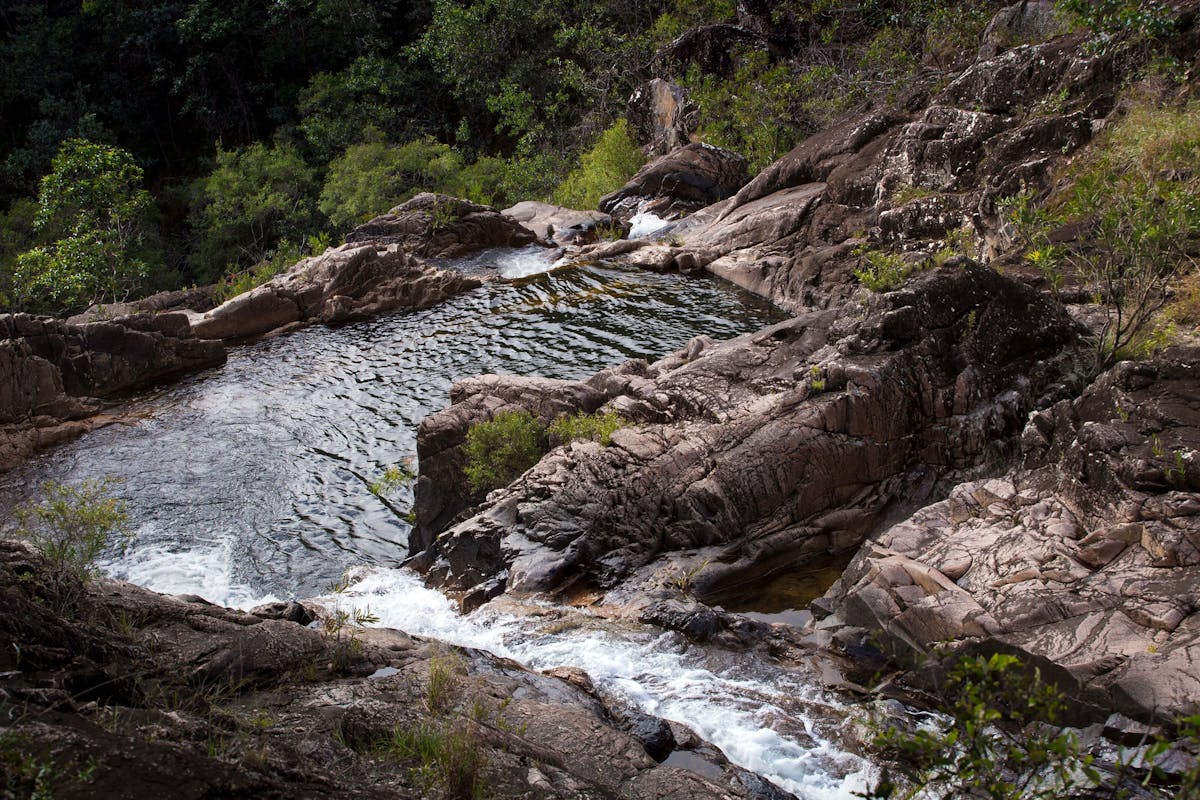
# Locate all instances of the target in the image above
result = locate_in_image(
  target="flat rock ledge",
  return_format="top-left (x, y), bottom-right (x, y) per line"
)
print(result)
top-left (0, 312), bottom-right (226, 472)
top-left (189, 241), bottom-right (481, 342)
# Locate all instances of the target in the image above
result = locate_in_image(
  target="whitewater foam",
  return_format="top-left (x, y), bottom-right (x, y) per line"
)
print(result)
top-left (316, 566), bottom-right (871, 800)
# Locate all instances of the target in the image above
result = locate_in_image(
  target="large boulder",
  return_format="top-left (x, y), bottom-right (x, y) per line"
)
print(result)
top-left (190, 242), bottom-right (481, 341)
top-left (413, 264), bottom-right (1080, 602)
top-left (627, 78), bottom-right (699, 156)
top-left (345, 192), bottom-right (536, 257)
top-left (0, 312), bottom-right (226, 470)
top-left (822, 347), bottom-right (1200, 721)
top-left (600, 143), bottom-right (750, 223)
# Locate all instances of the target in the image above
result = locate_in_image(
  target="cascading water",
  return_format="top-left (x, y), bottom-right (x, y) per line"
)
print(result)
top-left (1, 249), bottom-right (871, 798)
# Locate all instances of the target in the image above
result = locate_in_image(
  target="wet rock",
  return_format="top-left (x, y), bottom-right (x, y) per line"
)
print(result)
top-left (190, 242), bottom-right (480, 341)
top-left (0, 312), bottom-right (226, 471)
top-left (345, 192), bottom-right (536, 257)
top-left (600, 143), bottom-right (750, 223)
top-left (606, 703), bottom-right (677, 761)
top-left (0, 537), bottom-right (770, 800)
top-left (414, 265), bottom-right (1079, 604)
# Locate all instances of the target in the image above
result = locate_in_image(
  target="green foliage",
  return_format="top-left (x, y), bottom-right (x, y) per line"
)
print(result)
top-left (1004, 102), bottom-right (1200, 372)
top-left (13, 479), bottom-right (130, 612)
top-left (548, 410), bottom-right (627, 446)
top-left (13, 139), bottom-right (156, 314)
top-left (552, 119), bottom-right (644, 210)
top-left (855, 249), bottom-right (912, 292)
top-left (425, 655), bottom-right (464, 715)
top-left (298, 56), bottom-right (424, 164)
top-left (386, 721), bottom-right (486, 800)
top-left (191, 141), bottom-right (320, 282)
top-left (320, 135), bottom-right (468, 231)
top-left (463, 410), bottom-right (547, 494)
top-left (646, 0), bottom-right (737, 47)
top-left (369, 461), bottom-right (417, 498)
top-left (861, 653), bottom-right (1098, 800)
top-left (683, 50), bottom-right (804, 174)
top-left (1055, 0), bottom-right (1175, 51)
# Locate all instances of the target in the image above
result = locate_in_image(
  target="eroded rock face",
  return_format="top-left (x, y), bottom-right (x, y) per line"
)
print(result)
top-left (190, 242), bottom-right (481, 341)
top-left (412, 265), bottom-right (1079, 603)
top-left (0, 312), bottom-right (226, 471)
top-left (0, 538), bottom-right (781, 800)
top-left (823, 347), bottom-right (1200, 721)
top-left (346, 192), bottom-right (536, 257)
top-left (600, 143), bottom-right (750, 223)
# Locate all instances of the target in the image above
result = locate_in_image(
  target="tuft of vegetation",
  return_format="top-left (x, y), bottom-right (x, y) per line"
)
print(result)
top-left (386, 720), bottom-right (486, 800)
top-left (551, 119), bottom-right (644, 211)
top-left (369, 460), bottom-right (417, 498)
top-left (320, 573), bottom-right (380, 673)
top-left (855, 249), bottom-right (913, 293)
top-left (1004, 101), bottom-right (1200, 372)
top-left (13, 479), bottom-right (130, 612)
top-left (547, 410), bottom-right (626, 446)
top-left (463, 410), bottom-right (547, 494)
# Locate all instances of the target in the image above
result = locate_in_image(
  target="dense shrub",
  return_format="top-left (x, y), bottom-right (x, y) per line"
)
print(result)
top-left (13, 479), bottom-right (129, 612)
top-left (552, 119), bottom-right (645, 210)
top-left (463, 411), bottom-right (547, 494)
top-left (191, 141), bottom-right (321, 283)
top-left (548, 410), bottom-right (627, 446)
top-left (320, 135), bottom-right (467, 231)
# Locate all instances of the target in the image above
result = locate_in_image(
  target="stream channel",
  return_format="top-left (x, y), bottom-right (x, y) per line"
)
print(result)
top-left (2, 248), bottom-right (873, 798)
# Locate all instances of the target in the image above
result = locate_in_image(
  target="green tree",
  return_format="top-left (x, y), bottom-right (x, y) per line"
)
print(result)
top-left (319, 134), bottom-right (466, 231)
top-left (12, 139), bottom-right (156, 314)
top-left (191, 141), bottom-right (320, 281)
top-left (552, 118), bottom-right (644, 210)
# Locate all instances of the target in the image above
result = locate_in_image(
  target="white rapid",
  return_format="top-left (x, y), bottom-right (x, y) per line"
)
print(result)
top-left (315, 567), bottom-right (873, 800)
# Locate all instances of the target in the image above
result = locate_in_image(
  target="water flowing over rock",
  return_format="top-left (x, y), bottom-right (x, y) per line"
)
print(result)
top-left (600, 143), bottom-right (751, 223)
top-left (583, 32), bottom-right (1126, 313)
top-left (190, 242), bottom-right (482, 341)
top-left (822, 346), bottom-right (1200, 722)
top-left (0, 537), bottom-right (798, 799)
top-left (345, 192), bottom-right (537, 257)
top-left (0, 312), bottom-right (226, 471)
top-left (412, 264), bottom-right (1080, 606)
